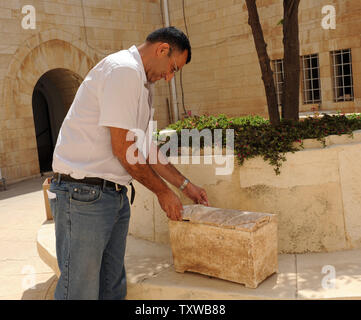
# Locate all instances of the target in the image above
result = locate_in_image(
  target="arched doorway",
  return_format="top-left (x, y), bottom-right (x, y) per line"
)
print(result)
top-left (1, 35), bottom-right (96, 182)
top-left (32, 68), bottom-right (82, 172)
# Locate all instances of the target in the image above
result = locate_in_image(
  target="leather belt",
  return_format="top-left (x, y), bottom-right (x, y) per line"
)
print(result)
top-left (53, 173), bottom-right (135, 205)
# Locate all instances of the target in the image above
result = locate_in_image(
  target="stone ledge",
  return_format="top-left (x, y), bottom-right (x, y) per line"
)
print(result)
top-left (37, 221), bottom-right (297, 299)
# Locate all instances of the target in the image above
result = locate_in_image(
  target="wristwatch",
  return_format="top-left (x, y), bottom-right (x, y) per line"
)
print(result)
top-left (179, 178), bottom-right (189, 191)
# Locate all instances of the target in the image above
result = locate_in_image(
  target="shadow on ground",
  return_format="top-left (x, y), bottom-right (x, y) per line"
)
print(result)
top-left (21, 275), bottom-right (57, 300)
top-left (0, 173), bottom-right (53, 201)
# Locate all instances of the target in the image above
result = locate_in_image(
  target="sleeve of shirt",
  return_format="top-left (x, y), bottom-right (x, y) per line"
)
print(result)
top-left (98, 66), bottom-right (141, 131)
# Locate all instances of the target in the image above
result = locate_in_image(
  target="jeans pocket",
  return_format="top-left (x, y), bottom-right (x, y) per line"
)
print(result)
top-left (70, 185), bottom-right (102, 206)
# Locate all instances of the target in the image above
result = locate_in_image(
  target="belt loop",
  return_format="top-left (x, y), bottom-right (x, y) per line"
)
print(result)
top-left (102, 179), bottom-right (106, 191)
top-left (56, 173), bottom-right (61, 185)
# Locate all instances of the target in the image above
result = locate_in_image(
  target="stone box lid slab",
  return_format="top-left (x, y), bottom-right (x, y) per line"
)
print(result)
top-left (181, 204), bottom-right (275, 232)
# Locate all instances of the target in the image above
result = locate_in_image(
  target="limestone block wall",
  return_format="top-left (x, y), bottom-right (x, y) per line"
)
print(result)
top-left (2, 0), bottom-right (361, 183)
top-left (0, 0), bottom-right (169, 183)
top-left (129, 131), bottom-right (361, 254)
top-left (168, 0), bottom-right (361, 117)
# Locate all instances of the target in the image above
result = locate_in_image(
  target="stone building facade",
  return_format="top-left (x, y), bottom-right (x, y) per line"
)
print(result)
top-left (0, 0), bottom-right (166, 183)
top-left (0, 0), bottom-right (360, 183)
top-left (169, 0), bottom-right (361, 117)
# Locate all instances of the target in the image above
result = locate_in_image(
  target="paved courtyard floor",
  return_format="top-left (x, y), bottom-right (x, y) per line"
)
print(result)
top-left (0, 174), bottom-right (56, 300)
top-left (1, 174), bottom-right (361, 300)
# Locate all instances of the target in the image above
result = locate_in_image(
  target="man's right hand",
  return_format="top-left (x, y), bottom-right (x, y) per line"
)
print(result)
top-left (157, 189), bottom-right (183, 221)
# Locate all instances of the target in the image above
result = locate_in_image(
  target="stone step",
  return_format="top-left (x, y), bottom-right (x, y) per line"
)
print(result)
top-left (37, 222), bottom-right (361, 300)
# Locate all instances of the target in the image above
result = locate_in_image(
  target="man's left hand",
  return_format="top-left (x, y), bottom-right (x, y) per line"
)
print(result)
top-left (182, 182), bottom-right (209, 206)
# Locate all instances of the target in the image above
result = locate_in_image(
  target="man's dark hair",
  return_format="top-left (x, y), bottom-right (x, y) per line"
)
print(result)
top-left (146, 26), bottom-right (191, 64)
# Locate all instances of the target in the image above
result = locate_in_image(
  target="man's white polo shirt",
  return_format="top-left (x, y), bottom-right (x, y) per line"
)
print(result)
top-left (52, 45), bottom-right (155, 185)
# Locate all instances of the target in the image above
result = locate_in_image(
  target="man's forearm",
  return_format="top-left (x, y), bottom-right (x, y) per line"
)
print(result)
top-left (150, 161), bottom-right (186, 188)
top-left (148, 145), bottom-right (187, 189)
top-left (118, 148), bottom-right (170, 196)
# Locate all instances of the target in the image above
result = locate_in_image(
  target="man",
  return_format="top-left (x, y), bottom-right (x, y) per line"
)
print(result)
top-left (49, 26), bottom-right (209, 300)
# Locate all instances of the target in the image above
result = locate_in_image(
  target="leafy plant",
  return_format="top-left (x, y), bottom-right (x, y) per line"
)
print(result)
top-left (158, 113), bottom-right (361, 175)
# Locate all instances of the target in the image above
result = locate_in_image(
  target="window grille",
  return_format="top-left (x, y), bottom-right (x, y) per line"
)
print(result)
top-left (272, 59), bottom-right (284, 106)
top-left (302, 54), bottom-right (321, 104)
top-left (331, 49), bottom-right (354, 102)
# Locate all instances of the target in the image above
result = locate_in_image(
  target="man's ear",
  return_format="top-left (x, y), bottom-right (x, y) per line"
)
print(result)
top-left (156, 42), bottom-right (170, 57)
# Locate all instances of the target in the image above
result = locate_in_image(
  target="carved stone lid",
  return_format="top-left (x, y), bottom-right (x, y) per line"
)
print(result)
top-left (181, 204), bottom-right (275, 232)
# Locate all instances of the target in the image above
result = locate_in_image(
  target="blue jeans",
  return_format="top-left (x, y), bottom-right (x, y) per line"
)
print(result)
top-left (49, 178), bottom-right (130, 300)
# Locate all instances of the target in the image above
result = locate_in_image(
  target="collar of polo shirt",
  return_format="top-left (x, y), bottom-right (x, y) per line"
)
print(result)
top-left (129, 45), bottom-right (147, 85)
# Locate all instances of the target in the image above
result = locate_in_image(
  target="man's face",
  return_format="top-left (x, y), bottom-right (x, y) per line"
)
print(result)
top-left (146, 43), bottom-right (188, 83)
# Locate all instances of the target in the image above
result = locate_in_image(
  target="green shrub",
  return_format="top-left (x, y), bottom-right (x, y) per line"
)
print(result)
top-left (158, 113), bottom-right (361, 175)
